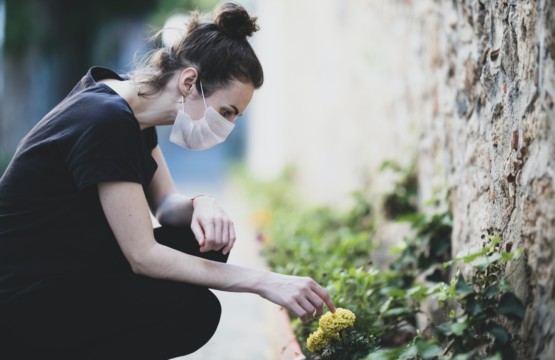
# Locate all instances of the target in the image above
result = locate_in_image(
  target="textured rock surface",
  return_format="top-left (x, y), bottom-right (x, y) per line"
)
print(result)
top-left (414, 0), bottom-right (555, 357)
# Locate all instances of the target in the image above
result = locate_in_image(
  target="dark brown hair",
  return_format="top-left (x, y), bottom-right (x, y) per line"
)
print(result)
top-left (131, 2), bottom-right (263, 97)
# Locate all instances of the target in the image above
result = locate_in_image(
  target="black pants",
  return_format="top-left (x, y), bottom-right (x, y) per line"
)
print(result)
top-left (0, 226), bottom-right (228, 360)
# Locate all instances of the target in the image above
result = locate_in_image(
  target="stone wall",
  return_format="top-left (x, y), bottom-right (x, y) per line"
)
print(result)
top-left (414, 0), bottom-right (555, 358)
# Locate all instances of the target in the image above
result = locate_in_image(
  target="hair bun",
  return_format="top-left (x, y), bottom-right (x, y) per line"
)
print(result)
top-left (214, 2), bottom-right (259, 38)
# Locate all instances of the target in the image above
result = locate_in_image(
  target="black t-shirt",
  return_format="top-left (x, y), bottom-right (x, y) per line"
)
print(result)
top-left (0, 67), bottom-right (158, 305)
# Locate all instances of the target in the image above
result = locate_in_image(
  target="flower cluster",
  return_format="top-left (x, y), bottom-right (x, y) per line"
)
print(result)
top-left (320, 308), bottom-right (356, 333)
top-left (306, 328), bottom-right (330, 353)
top-left (306, 308), bottom-right (356, 353)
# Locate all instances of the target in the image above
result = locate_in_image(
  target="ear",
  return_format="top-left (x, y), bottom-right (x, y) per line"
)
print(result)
top-left (178, 67), bottom-right (199, 96)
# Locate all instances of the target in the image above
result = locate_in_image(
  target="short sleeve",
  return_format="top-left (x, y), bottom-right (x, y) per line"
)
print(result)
top-left (142, 126), bottom-right (158, 151)
top-left (64, 100), bottom-right (157, 191)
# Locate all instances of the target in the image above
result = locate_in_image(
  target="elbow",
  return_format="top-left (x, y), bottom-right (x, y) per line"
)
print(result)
top-left (127, 248), bottom-right (154, 276)
top-left (130, 261), bottom-right (146, 275)
top-left (129, 257), bottom-right (148, 276)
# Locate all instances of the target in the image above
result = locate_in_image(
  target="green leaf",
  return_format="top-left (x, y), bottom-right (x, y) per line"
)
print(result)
top-left (501, 248), bottom-right (523, 262)
top-left (437, 321), bottom-right (468, 336)
top-left (390, 244), bottom-right (406, 254)
top-left (484, 284), bottom-right (500, 298)
top-left (451, 351), bottom-right (476, 360)
top-left (498, 279), bottom-right (511, 292)
top-left (398, 344), bottom-right (418, 360)
top-left (482, 352), bottom-right (503, 360)
top-left (431, 237), bottom-right (451, 257)
top-left (451, 321), bottom-right (468, 336)
top-left (486, 235), bottom-right (502, 245)
top-left (379, 298), bottom-right (392, 314)
top-left (473, 253), bottom-right (502, 271)
top-left (364, 348), bottom-right (404, 360)
top-left (456, 247), bottom-right (488, 263)
top-left (455, 274), bottom-right (473, 295)
top-left (415, 339), bottom-right (442, 359)
top-left (388, 288), bottom-right (407, 297)
top-left (465, 296), bottom-right (483, 316)
top-left (383, 307), bottom-right (412, 318)
top-left (406, 285), bottom-right (422, 296)
top-left (487, 323), bottom-right (510, 344)
top-left (497, 292), bottom-right (525, 319)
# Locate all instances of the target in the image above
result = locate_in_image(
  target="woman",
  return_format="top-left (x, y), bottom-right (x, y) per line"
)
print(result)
top-left (0, 3), bottom-right (334, 359)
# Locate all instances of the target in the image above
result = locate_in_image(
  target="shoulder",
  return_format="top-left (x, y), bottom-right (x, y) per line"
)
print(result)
top-left (58, 86), bottom-right (139, 138)
top-left (67, 66), bottom-right (126, 97)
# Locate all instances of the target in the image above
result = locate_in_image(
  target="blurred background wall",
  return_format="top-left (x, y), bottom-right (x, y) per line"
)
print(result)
top-left (1, 0), bottom-right (154, 153)
top-left (248, 0), bottom-right (423, 209)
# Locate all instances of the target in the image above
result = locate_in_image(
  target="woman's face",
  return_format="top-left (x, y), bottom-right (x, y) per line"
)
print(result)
top-left (184, 79), bottom-right (255, 123)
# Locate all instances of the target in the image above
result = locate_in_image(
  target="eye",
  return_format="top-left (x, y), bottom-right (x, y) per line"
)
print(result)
top-left (220, 108), bottom-right (234, 120)
top-left (220, 106), bottom-right (239, 122)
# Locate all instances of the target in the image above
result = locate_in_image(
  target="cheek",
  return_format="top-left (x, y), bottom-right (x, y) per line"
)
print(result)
top-left (183, 102), bottom-right (205, 121)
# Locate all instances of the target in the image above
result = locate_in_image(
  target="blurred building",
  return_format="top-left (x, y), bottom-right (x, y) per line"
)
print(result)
top-left (248, 0), bottom-right (422, 208)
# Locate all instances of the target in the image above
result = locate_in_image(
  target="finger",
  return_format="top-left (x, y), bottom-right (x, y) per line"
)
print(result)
top-left (297, 297), bottom-right (316, 320)
top-left (306, 292), bottom-right (325, 317)
top-left (190, 220), bottom-right (205, 248)
top-left (310, 281), bottom-right (336, 313)
top-left (201, 219), bottom-right (216, 252)
top-left (214, 218), bottom-right (225, 251)
top-left (223, 224), bottom-right (236, 255)
top-left (289, 302), bottom-right (309, 321)
top-left (220, 220), bottom-right (231, 254)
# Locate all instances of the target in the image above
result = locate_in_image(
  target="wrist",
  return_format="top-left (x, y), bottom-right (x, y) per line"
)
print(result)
top-left (191, 194), bottom-right (212, 207)
top-left (249, 270), bottom-right (273, 297)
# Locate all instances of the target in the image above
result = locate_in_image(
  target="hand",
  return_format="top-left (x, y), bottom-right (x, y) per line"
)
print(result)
top-left (190, 196), bottom-right (236, 255)
top-left (258, 273), bottom-right (336, 321)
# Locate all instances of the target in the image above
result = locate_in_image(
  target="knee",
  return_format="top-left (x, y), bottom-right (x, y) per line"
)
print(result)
top-left (178, 290), bottom-right (221, 355)
top-left (154, 225), bottom-right (230, 263)
top-left (197, 290), bottom-right (222, 340)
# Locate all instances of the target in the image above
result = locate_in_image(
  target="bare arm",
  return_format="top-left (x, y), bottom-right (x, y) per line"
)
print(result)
top-left (146, 145), bottom-right (193, 226)
top-left (98, 181), bottom-right (335, 319)
top-left (146, 145), bottom-right (236, 254)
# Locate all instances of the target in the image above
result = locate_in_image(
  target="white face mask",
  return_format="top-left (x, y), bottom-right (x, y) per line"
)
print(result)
top-left (169, 82), bottom-right (235, 151)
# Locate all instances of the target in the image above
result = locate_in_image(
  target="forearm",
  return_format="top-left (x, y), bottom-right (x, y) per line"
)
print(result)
top-left (99, 181), bottom-right (335, 318)
top-left (134, 242), bottom-right (265, 294)
top-left (132, 242), bottom-right (338, 319)
top-left (155, 193), bottom-right (194, 226)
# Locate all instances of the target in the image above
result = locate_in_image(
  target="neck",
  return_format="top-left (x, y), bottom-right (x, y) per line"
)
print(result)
top-left (103, 77), bottom-right (180, 130)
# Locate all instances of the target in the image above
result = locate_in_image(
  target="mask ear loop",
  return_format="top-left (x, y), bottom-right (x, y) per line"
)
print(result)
top-left (180, 96), bottom-right (185, 112)
top-left (199, 81), bottom-right (208, 110)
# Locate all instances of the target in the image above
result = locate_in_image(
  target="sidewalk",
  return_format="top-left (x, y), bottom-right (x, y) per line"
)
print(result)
top-left (172, 182), bottom-right (303, 360)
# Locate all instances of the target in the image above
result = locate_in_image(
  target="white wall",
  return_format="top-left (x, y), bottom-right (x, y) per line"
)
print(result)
top-left (248, 0), bottom-right (424, 207)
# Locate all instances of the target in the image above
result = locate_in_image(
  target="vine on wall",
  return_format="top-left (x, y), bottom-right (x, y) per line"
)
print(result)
top-left (238, 161), bottom-right (525, 359)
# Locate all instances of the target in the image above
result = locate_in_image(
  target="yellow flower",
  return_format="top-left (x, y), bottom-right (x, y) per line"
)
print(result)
top-left (306, 328), bottom-right (330, 353)
top-left (306, 309), bottom-right (356, 353)
top-left (319, 308), bottom-right (356, 334)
